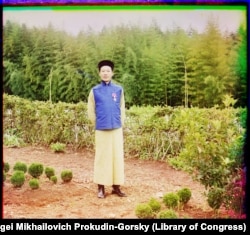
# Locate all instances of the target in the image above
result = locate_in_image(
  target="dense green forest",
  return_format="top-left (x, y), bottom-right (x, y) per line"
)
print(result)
top-left (3, 16), bottom-right (247, 107)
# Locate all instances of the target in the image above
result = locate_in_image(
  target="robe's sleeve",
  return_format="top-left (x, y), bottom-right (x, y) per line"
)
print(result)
top-left (87, 89), bottom-right (96, 125)
top-left (120, 89), bottom-right (125, 127)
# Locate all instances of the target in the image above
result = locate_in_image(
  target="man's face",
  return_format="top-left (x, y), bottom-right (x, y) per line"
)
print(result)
top-left (99, 66), bottom-right (113, 83)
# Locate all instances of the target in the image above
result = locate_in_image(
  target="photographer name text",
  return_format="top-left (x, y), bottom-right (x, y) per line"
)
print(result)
top-left (0, 222), bottom-right (246, 232)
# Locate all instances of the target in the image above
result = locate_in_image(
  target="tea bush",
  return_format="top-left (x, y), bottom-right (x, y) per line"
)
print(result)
top-left (45, 167), bottom-right (55, 179)
top-left (29, 178), bottom-right (40, 190)
top-left (13, 161), bottom-right (28, 173)
top-left (10, 170), bottom-right (25, 187)
top-left (50, 142), bottom-right (66, 153)
top-left (50, 175), bottom-right (58, 184)
top-left (163, 192), bottom-right (179, 209)
top-left (3, 131), bottom-right (24, 148)
top-left (61, 170), bottom-right (73, 183)
top-left (177, 187), bottom-right (192, 205)
top-left (135, 203), bottom-right (154, 219)
top-left (157, 209), bottom-right (178, 219)
top-left (148, 197), bottom-right (161, 213)
top-left (28, 163), bottom-right (44, 178)
top-left (207, 187), bottom-right (224, 211)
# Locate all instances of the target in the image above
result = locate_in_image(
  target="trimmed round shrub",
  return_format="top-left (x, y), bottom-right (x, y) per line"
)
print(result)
top-left (148, 197), bottom-right (161, 213)
top-left (163, 192), bottom-right (179, 209)
top-left (177, 187), bottom-right (192, 205)
top-left (135, 203), bottom-right (154, 219)
top-left (158, 209), bottom-right (178, 219)
top-left (29, 178), bottom-right (40, 190)
top-left (4, 162), bottom-right (10, 173)
top-left (50, 175), bottom-right (57, 184)
top-left (45, 167), bottom-right (55, 179)
top-left (61, 170), bottom-right (73, 183)
top-left (13, 161), bottom-right (28, 173)
top-left (28, 163), bottom-right (44, 178)
top-left (10, 170), bottom-right (25, 188)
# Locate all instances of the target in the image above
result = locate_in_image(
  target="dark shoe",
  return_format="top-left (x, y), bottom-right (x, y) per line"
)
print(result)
top-left (112, 185), bottom-right (127, 197)
top-left (98, 184), bottom-right (105, 198)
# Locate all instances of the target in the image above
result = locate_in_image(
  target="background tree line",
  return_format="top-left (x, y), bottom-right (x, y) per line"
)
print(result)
top-left (3, 17), bottom-right (247, 107)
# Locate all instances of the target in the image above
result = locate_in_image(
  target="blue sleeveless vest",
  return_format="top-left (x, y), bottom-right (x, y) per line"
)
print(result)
top-left (93, 81), bottom-right (122, 130)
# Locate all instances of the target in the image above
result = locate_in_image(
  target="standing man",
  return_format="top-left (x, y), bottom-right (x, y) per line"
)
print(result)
top-left (87, 60), bottom-right (126, 199)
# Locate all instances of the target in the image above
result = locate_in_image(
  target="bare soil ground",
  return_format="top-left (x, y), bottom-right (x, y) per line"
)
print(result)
top-left (2, 145), bottom-right (228, 219)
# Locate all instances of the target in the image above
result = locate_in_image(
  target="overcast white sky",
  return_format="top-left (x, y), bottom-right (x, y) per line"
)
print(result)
top-left (3, 6), bottom-right (246, 36)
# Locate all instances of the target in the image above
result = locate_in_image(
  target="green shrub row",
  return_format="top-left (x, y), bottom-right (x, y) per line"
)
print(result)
top-left (3, 94), bottom-right (245, 162)
top-left (135, 187), bottom-right (192, 219)
top-left (3, 161), bottom-right (72, 189)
